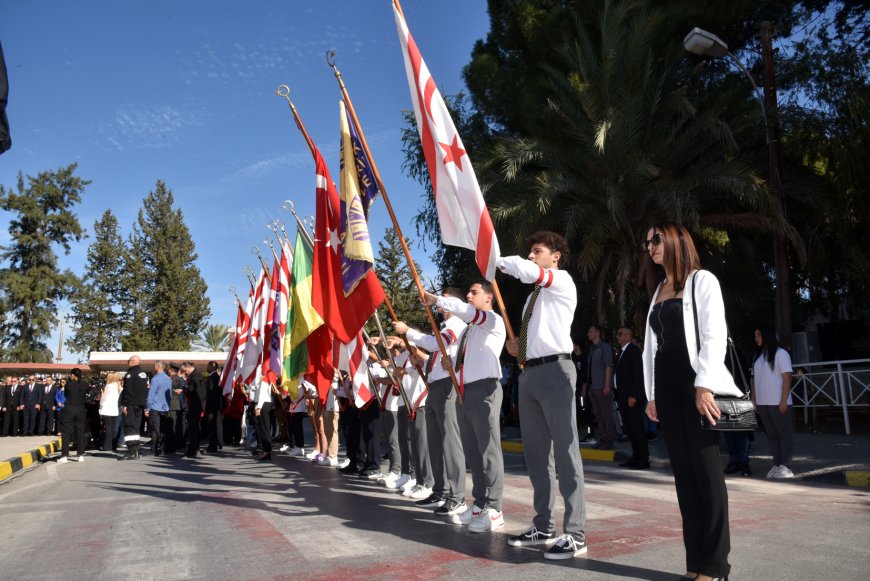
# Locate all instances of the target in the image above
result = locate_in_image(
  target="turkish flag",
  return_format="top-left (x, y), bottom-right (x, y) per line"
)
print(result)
top-left (394, 5), bottom-right (500, 280)
top-left (311, 147), bottom-right (385, 343)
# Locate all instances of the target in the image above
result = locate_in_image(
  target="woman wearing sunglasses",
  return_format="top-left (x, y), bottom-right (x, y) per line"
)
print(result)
top-left (641, 222), bottom-right (742, 581)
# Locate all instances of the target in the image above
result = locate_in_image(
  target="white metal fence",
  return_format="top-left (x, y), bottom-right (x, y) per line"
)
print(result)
top-left (790, 358), bottom-right (870, 435)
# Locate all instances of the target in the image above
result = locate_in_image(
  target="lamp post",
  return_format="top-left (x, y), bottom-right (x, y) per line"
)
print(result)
top-left (683, 25), bottom-right (792, 347)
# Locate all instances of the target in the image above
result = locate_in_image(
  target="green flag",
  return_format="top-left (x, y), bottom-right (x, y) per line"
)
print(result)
top-left (282, 228), bottom-right (323, 397)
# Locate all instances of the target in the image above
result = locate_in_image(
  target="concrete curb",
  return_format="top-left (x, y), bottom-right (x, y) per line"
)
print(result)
top-left (501, 440), bottom-right (616, 462)
top-left (0, 438), bottom-right (62, 482)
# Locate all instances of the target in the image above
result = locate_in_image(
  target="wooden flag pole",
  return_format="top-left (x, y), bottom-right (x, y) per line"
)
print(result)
top-left (326, 57), bottom-right (463, 401)
top-left (252, 248), bottom-right (273, 285)
top-left (371, 310), bottom-right (413, 414)
top-left (282, 199), bottom-right (315, 247)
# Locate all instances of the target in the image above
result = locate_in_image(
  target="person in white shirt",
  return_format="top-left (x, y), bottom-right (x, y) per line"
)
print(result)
top-left (394, 288), bottom-right (468, 509)
top-left (419, 280), bottom-right (506, 532)
top-left (396, 344), bottom-right (431, 497)
top-left (99, 372), bottom-right (123, 452)
top-left (498, 230), bottom-right (588, 560)
top-left (751, 325), bottom-right (795, 479)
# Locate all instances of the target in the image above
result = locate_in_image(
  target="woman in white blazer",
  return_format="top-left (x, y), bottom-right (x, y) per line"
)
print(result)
top-left (641, 222), bottom-right (740, 581)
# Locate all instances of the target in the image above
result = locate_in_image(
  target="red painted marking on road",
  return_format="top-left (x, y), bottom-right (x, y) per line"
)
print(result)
top-left (302, 548), bottom-right (471, 580)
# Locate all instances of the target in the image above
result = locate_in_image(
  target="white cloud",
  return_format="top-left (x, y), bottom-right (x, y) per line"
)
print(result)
top-left (97, 104), bottom-right (205, 151)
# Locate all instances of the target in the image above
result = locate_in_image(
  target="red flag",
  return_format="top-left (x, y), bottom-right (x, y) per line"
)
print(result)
top-left (394, 5), bottom-right (500, 280)
top-left (311, 147), bottom-right (385, 343)
top-left (219, 299), bottom-right (248, 396)
top-left (337, 332), bottom-right (374, 407)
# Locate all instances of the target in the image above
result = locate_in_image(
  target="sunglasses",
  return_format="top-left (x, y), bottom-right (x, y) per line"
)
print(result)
top-left (642, 233), bottom-right (663, 252)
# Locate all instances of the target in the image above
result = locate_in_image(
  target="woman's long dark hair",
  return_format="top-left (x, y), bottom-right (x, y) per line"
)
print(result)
top-left (640, 222), bottom-right (701, 293)
top-left (755, 325), bottom-right (780, 370)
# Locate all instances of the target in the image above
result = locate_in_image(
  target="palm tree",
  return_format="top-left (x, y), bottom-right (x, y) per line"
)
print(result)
top-left (190, 323), bottom-right (230, 352)
top-left (484, 0), bottom-right (802, 326)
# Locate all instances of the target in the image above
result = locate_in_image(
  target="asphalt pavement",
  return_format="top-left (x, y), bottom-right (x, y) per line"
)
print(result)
top-left (0, 435), bottom-right (868, 580)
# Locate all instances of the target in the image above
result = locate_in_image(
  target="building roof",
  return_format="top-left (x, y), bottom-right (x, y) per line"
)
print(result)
top-left (0, 362), bottom-right (93, 376)
top-left (88, 351), bottom-right (228, 372)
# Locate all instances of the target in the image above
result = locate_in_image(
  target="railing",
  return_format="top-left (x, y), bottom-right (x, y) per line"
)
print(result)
top-left (789, 358), bottom-right (870, 435)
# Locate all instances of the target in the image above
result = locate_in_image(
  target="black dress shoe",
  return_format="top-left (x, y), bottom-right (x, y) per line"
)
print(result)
top-left (723, 462), bottom-right (741, 474)
top-left (257, 453), bottom-right (271, 461)
top-left (629, 461), bottom-right (650, 470)
top-left (619, 460), bottom-right (637, 468)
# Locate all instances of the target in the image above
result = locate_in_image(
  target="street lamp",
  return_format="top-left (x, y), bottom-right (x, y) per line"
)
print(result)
top-left (684, 25), bottom-right (792, 347)
top-left (683, 28), bottom-right (767, 135)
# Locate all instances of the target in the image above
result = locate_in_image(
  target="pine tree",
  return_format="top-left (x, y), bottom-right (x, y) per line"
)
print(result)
top-left (122, 180), bottom-right (211, 350)
top-left (0, 164), bottom-right (86, 362)
top-left (66, 210), bottom-right (126, 356)
top-left (374, 228), bottom-right (427, 331)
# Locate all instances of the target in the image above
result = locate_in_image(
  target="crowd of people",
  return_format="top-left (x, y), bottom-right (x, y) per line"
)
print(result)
top-left (0, 223), bottom-right (799, 581)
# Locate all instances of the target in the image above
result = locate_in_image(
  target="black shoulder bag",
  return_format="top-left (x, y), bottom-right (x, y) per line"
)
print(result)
top-left (691, 272), bottom-right (757, 431)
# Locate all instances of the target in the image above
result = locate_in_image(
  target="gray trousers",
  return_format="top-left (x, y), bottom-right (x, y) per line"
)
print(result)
top-left (399, 406), bottom-right (430, 483)
top-left (424, 377), bottom-right (465, 501)
top-left (519, 359), bottom-right (587, 539)
top-left (382, 410), bottom-right (401, 474)
top-left (757, 405), bottom-right (794, 466)
top-left (458, 378), bottom-right (504, 511)
top-left (588, 388), bottom-right (615, 444)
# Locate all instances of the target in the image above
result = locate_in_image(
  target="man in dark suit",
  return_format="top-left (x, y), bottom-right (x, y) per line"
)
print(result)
top-left (39, 377), bottom-right (59, 435)
top-left (614, 327), bottom-right (649, 469)
top-left (204, 361), bottom-right (224, 453)
top-left (22, 374), bottom-right (44, 436)
top-left (182, 362), bottom-right (207, 458)
top-left (3, 376), bottom-right (23, 436)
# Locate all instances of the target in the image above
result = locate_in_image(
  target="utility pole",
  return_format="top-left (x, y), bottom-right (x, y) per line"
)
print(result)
top-left (56, 315), bottom-right (64, 363)
top-left (760, 21), bottom-right (792, 348)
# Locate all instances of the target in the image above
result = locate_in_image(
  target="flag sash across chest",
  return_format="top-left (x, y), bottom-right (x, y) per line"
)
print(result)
top-left (394, 4), bottom-right (500, 281)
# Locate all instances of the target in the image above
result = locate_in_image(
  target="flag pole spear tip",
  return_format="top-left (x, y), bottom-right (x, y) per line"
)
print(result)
top-left (326, 49), bottom-right (337, 70)
top-left (275, 84), bottom-right (293, 106)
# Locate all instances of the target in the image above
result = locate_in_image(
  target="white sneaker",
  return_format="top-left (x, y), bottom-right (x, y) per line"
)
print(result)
top-left (765, 465), bottom-right (781, 479)
top-left (391, 473), bottom-right (412, 490)
top-left (402, 483), bottom-right (421, 497)
top-left (336, 457), bottom-right (350, 469)
top-left (452, 504), bottom-right (481, 525)
top-left (771, 465), bottom-right (795, 479)
top-left (400, 478), bottom-right (418, 495)
top-left (468, 507), bottom-right (504, 533)
top-left (304, 449), bottom-right (319, 460)
top-left (76, 455), bottom-right (85, 463)
top-left (58, 456), bottom-right (68, 464)
top-left (408, 485), bottom-right (433, 500)
top-left (279, 444), bottom-right (289, 452)
top-left (381, 472), bottom-right (401, 488)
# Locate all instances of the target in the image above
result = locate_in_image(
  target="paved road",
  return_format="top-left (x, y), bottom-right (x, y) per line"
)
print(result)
top-left (1, 447), bottom-right (867, 580)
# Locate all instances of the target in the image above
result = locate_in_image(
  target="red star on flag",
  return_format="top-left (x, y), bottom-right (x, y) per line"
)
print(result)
top-left (439, 135), bottom-right (466, 172)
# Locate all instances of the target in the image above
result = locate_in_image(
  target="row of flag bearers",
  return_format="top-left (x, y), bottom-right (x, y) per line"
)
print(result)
top-left (216, 1), bottom-right (589, 560)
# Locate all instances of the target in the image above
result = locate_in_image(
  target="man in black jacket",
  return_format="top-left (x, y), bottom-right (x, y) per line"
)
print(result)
top-left (166, 363), bottom-right (185, 453)
top-left (22, 374), bottom-right (44, 436)
top-left (3, 377), bottom-right (23, 436)
top-left (39, 377), bottom-right (59, 435)
top-left (120, 356), bottom-right (149, 460)
top-left (614, 328), bottom-right (649, 469)
top-left (59, 369), bottom-right (88, 463)
top-left (182, 362), bottom-right (207, 458)
top-left (205, 361), bottom-right (224, 453)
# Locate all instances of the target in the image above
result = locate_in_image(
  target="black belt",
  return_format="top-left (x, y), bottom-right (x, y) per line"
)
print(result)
top-left (524, 353), bottom-right (571, 368)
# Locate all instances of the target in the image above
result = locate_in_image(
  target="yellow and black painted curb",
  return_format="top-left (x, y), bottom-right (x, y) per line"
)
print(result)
top-left (844, 471), bottom-right (870, 488)
top-left (501, 440), bottom-right (616, 463)
top-left (0, 438), bottom-right (62, 482)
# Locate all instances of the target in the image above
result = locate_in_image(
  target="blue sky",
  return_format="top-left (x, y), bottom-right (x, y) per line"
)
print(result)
top-left (0, 1), bottom-right (491, 361)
